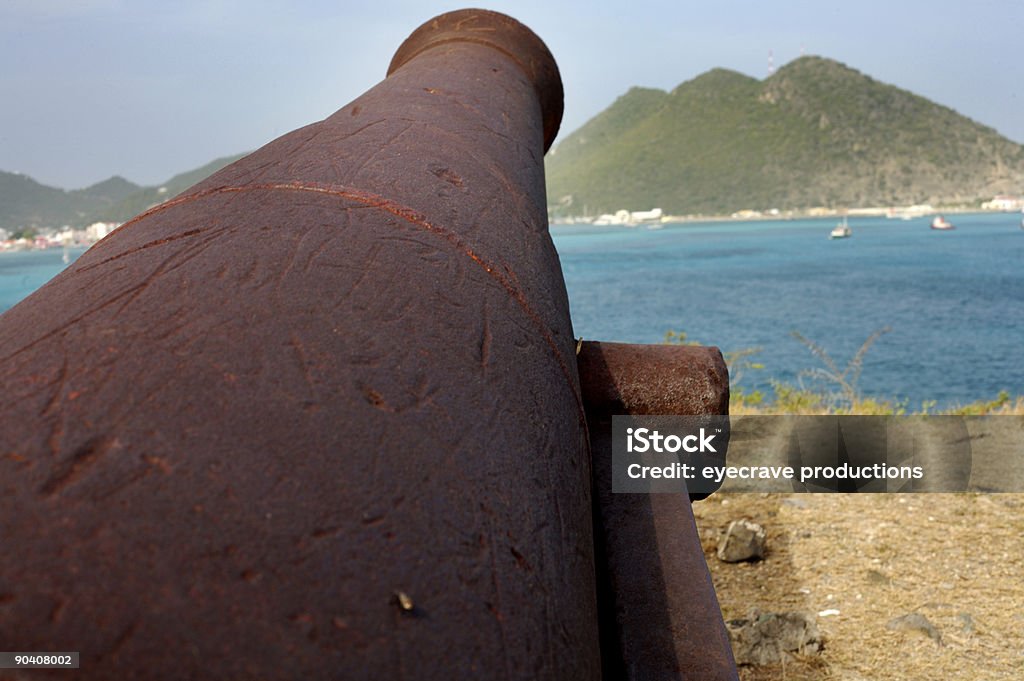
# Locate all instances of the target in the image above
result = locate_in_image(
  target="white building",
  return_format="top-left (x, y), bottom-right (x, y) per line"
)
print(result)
top-left (85, 222), bottom-right (119, 241)
top-left (981, 196), bottom-right (1023, 211)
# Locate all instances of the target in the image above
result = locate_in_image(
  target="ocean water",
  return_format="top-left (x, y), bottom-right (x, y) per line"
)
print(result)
top-left (0, 247), bottom-right (88, 313)
top-left (2, 213), bottom-right (1021, 408)
top-left (552, 212), bottom-right (1024, 409)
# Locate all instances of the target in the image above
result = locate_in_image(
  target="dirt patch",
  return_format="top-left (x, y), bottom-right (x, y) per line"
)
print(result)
top-left (693, 493), bottom-right (1024, 680)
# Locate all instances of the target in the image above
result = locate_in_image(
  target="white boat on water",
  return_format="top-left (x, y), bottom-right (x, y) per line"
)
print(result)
top-left (930, 215), bottom-right (955, 230)
top-left (829, 217), bottom-right (851, 239)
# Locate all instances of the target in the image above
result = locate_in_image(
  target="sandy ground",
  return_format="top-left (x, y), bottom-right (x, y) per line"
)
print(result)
top-left (693, 493), bottom-right (1024, 680)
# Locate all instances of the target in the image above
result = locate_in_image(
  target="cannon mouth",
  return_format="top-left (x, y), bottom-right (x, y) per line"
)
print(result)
top-left (387, 8), bottom-right (564, 153)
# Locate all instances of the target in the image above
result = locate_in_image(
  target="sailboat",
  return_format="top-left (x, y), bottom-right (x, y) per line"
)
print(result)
top-left (829, 216), bottom-right (851, 239)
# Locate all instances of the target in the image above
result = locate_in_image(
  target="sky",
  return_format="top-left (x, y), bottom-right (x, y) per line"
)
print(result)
top-left (2, 0), bottom-right (1022, 190)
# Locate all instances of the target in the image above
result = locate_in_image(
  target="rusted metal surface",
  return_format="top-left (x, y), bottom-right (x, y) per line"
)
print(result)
top-left (578, 341), bottom-right (729, 418)
top-left (0, 10), bottom-right (599, 680)
top-left (579, 341), bottom-right (739, 680)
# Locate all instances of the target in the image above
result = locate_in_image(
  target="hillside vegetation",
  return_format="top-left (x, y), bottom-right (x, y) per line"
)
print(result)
top-left (0, 173), bottom-right (140, 230)
top-left (98, 154), bottom-right (247, 223)
top-left (0, 154), bottom-right (246, 231)
top-left (546, 56), bottom-right (1024, 216)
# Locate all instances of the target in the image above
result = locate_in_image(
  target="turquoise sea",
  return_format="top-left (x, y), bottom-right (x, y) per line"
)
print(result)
top-left (551, 212), bottom-right (1024, 409)
top-left (0, 246), bottom-right (88, 313)
top-left (2, 213), bottom-right (1021, 409)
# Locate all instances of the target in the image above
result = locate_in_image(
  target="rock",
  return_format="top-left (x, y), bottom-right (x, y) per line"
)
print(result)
top-left (957, 612), bottom-right (976, 635)
top-left (717, 519), bottom-right (767, 562)
top-left (726, 611), bottom-right (822, 665)
top-left (886, 613), bottom-right (942, 643)
top-left (865, 569), bottom-right (892, 586)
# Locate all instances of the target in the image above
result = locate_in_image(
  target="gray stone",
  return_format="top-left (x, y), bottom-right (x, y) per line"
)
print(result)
top-left (865, 569), bottom-right (892, 586)
top-left (957, 612), bottom-right (976, 635)
top-left (886, 613), bottom-right (942, 643)
top-left (726, 611), bottom-right (822, 665)
top-left (717, 519), bottom-right (767, 562)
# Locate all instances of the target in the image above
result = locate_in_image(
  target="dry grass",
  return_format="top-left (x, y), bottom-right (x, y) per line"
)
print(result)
top-left (986, 397), bottom-right (1024, 416)
top-left (729, 397), bottom-right (1024, 417)
top-left (693, 493), bottom-right (1024, 680)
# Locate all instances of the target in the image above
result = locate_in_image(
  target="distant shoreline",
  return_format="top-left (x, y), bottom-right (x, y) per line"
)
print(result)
top-left (550, 207), bottom-right (1020, 229)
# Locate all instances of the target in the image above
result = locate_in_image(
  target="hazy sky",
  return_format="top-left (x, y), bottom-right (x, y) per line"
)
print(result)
top-left (3, 0), bottom-right (1021, 189)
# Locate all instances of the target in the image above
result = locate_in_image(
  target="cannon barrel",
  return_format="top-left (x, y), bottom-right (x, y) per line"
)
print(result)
top-left (0, 10), bottom-right (599, 679)
top-left (1, 10), bottom-right (741, 680)
top-left (579, 342), bottom-right (738, 679)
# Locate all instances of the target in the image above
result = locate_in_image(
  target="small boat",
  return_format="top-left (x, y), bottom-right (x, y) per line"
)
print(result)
top-left (829, 217), bottom-right (851, 239)
top-left (930, 215), bottom-right (955, 230)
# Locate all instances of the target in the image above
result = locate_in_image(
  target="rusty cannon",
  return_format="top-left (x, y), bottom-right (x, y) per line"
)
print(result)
top-left (0, 9), bottom-right (736, 680)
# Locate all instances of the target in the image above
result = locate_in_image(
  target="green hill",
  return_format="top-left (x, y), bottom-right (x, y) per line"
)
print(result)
top-left (0, 154), bottom-right (247, 232)
top-left (546, 56), bottom-right (1024, 216)
top-left (0, 173), bottom-right (142, 230)
top-left (96, 153), bottom-right (247, 223)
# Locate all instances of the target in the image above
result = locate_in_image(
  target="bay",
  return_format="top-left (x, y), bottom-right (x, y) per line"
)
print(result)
top-left (0, 247), bottom-right (87, 313)
top-left (552, 212), bottom-right (1024, 409)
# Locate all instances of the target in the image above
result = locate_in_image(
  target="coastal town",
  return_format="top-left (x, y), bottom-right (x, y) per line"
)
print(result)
top-left (550, 195), bottom-right (1024, 227)
top-left (2, 194), bottom-right (1022, 252)
top-left (0, 220), bottom-right (120, 252)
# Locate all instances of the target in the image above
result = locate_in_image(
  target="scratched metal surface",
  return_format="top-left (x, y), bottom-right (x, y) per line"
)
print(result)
top-left (0, 10), bottom-right (599, 680)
